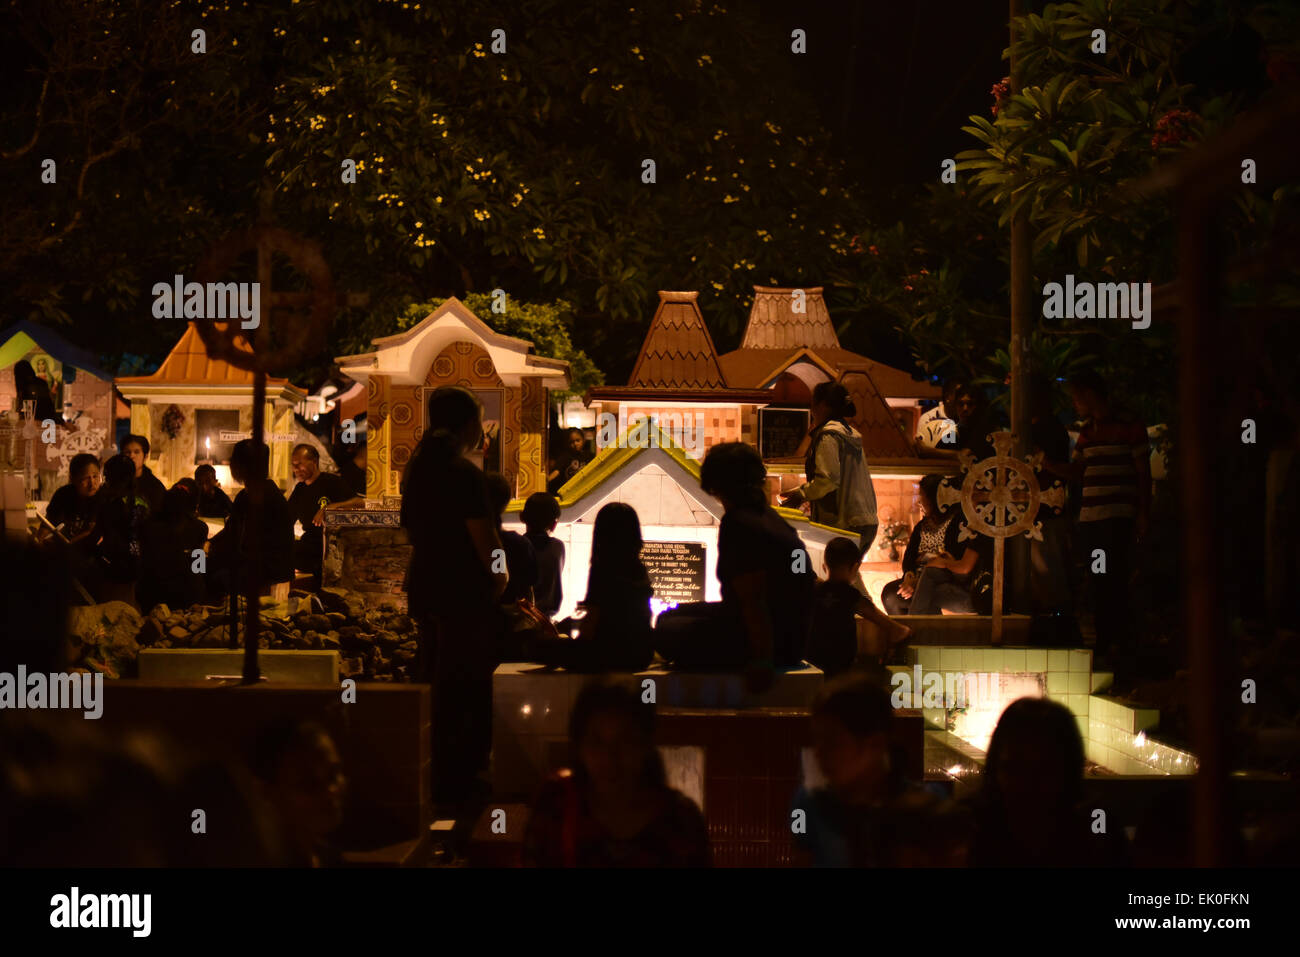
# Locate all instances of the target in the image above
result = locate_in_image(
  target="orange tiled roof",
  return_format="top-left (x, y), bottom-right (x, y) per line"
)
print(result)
top-left (740, 285), bottom-right (841, 351)
top-left (717, 347), bottom-right (938, 399)
top-left (116, 323), bottom-right (292, 387)
top-left (839, 368), bottom-right (918, 459)
top-left (626, 291), bottom-right (726, 390)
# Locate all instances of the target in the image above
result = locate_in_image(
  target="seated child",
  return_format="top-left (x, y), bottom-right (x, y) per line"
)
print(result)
top-left (809, 537), bottom-right (911, 675)
top-left (521, 492), bottom-right (565, 619)
top-left (485, 473), bottom-right (538, 606)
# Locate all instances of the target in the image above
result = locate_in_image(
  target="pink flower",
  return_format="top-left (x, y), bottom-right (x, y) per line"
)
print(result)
top-left (1151, 109), bottom-right (1200, 149)
top-left (990, 76), bottom-right (1011, 116)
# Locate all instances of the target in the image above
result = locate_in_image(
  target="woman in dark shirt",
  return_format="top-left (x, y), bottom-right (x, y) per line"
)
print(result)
top-left (523, 679), bottom-right (709, 867)
top-left (44, 453), bottom-right (102, 547)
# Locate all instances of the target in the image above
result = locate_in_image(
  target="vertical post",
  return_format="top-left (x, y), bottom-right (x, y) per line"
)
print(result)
top-left (1179, 197), bottom-right (1229, 866)
top-left (1008, 0), bottom-right (1033, 460)
top-left (992, 537), bottom-right (1005, 645)
top-left (244, 370), bottom-right (266, 685)
top-left (1006, 0), bottom-right (1036, 616)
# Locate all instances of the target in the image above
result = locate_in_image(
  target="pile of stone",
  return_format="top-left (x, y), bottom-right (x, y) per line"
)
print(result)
top-left (118, 588), bottom-right (419, 681)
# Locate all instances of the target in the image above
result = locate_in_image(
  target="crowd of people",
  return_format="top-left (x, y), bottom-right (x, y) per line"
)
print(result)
top-left (34, 435), bottom-right (361, 610)
top-left (5, 371), bottom-right (1172, 867)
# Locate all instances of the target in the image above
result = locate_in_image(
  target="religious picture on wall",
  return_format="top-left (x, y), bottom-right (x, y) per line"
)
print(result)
top-left (473, 389), bottom-right (503, 474)
top-left (27, 352), bottom-right (63, 412)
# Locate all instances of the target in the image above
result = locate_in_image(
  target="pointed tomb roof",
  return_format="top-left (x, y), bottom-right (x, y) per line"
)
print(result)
top-left (586, 291), bottom-right (775, 404)
top-left (116, 322), bottom-right (305, 399)
top-left (627, 291), bottom-right (726, 390)
top-left (718, 285), bottom-right (939, 400)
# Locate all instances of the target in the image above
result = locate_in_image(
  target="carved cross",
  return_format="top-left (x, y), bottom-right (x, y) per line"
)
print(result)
top-left (935, 431), bottom-right (1067, 644)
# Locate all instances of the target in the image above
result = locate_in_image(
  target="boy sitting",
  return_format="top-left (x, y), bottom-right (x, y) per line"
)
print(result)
top-left (808, 537), bottom-right (911, 676)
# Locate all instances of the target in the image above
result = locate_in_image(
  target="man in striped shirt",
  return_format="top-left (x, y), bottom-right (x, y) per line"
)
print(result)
top-left (1068, 371), bottom-right (1151, 679)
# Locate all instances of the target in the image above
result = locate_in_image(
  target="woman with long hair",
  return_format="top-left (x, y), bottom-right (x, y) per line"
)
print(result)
top-left (655, 442), bottom-right (816, 693)
top-left (531, 502), bottom-right (653, 672)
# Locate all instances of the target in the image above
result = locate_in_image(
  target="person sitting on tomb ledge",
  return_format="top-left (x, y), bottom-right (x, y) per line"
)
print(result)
top-left (881, 474), bottom-right (982, 616)
top-left (521, 492), bottom-right (566, 619)
top-left (655, 441), bottom-right (815, 693)
top-left (809, 536), bottom-right (911, 676)
top-left (529, 502), bottom-right (653, 673)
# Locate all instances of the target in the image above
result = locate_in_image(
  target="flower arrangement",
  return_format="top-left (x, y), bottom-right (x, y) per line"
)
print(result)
top-left (161, 404), bottom-right (185, 440)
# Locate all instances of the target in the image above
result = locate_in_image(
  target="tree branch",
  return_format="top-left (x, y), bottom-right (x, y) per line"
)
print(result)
top-left (1, 74), bottom-right (50, 159)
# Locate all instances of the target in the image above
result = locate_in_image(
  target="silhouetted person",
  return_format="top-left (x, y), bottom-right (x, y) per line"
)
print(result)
top-left (210, 440), bottom-right (294, 597)
top-left (809, 537), bottom-right (911, 676)
top-left (523, 679), bottom-right (709, 867)
top-left (194, 464), bottom-right (232, 519)
top-left (121, 433), bottom-right (166, 516)
top-left (521, 493), bottom-right (565, 618)
top-left (94, 453), bottom-right (151, 605)
top-left (532, 502), bottom-right (653, 673)
top-left (11, 359), bottom-right (60, 424)
top-left (139, 485), bottom-right (209, 613)
top-left (249, 719), bottom-right (347, 867)
top-left (656, 442), bottom-right (816, 693)
top-left (485, 472), bottom-right (538, 606)
top-left (401, 386), bottom-right (507, 807)
top-left (1068, 370), bottom-right (1150, 681)
top-left (793, 674), bottom-right (961, 867)
top-left (966, 697), bottom-right (1126, 866)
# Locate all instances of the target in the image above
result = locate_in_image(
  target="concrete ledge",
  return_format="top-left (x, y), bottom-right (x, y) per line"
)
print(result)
top-left (898, 615), bottom-right (1033, 646)
top-left (492, 662), bottom-right (824, 797)
top-left (138, 648), bottom-right (339, 684)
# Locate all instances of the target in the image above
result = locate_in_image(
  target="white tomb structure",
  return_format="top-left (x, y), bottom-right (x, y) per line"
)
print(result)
top-left (502, 418), bottom-right (856, 622)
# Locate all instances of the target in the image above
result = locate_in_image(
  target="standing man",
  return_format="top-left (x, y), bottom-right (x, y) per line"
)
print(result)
top-left (287, 444), bottom-right (362, 589)
top-left (1067, 371), bottom-right (1151, 682)
top-left (121, 434), bottom-right (167, 516)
